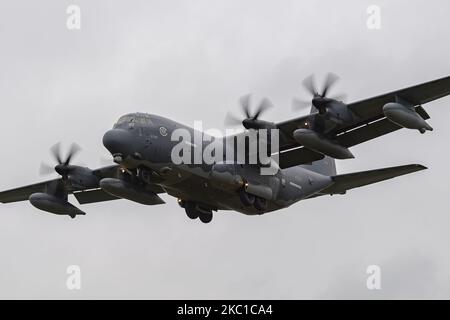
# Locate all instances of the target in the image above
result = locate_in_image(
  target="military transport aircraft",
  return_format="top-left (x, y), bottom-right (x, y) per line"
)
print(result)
top-left (1, 74), bottom-right (449, 223)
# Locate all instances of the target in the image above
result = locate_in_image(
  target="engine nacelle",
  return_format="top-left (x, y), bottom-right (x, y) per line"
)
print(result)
top-left (244, 182), bottom-right (273, 200)
top-left (29, 193), bottom-right (85, 217)
top-left (99, 178), bottom-right (165, 205)
top-left (322, 101), bottom-right (355, 125)
top-left (292, 129), bottom-right (354, 159)
top-left (209, 162), bottom-right (243, 191)
top-left (383, 102), bottom-right (433, 133)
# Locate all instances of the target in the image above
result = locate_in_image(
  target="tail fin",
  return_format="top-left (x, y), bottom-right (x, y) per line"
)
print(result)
top-left (300, 156), bottom-right (337, 176)
top-left (314, 164), bottom-right (426, 196)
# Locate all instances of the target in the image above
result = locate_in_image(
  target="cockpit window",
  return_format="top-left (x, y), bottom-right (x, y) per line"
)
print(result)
top-left (117, 115), bottom-right (135, 124)
top-left (114, 113), bottom-right (153, 128)
top-left (135, 113), bottom-right (153, 125)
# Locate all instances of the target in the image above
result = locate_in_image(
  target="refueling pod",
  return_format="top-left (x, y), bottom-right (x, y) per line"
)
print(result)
top-left (383, 102), bottom-right (433, 133)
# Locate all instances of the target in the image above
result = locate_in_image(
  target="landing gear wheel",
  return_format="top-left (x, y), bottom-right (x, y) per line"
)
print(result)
top-left (185, 203), bottom-right (199, 219)
top-left (254, 197), bottom-right (267, 211)
top-left (239, 188), bottom-right (255, 206)
top-left (199, 212), bottom-right (213, 224)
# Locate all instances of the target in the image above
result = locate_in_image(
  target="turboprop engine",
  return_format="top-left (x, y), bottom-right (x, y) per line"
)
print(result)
top-left (383, 102), bottom-right (433, 134)
top-left (209, 162), bottom-right (243, 191)
top-left (29, 193), bottom-right (85, 218)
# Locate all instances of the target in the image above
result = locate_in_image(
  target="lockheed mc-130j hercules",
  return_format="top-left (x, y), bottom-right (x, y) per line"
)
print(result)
top-left (1, 74), bottom-right (449, 223)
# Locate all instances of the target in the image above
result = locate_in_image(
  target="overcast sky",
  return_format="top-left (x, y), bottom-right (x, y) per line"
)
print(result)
top-left (0, 0), bottom-right (449, 299)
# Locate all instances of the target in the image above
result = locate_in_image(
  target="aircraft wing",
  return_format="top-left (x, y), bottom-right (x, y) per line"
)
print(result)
top-left (0, 165), bottom-right (165, 205)
top-left (276, 76), bottom-right (450, 167)
top-left (0, 177), bottom-right (119, 206)
top-left (346, 76), bottom-right (450, 121)
top-left (0, 179), bottom-right (63, 203)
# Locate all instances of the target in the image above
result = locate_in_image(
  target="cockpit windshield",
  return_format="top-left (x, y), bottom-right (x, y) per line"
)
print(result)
top-left (116, 115), bottom-right (135, 124)
top-left (114, 113), bottom-right (153, 128)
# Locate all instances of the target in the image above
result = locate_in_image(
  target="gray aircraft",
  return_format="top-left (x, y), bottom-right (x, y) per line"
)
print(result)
top-left (1, 74), bottom-right (449, 223)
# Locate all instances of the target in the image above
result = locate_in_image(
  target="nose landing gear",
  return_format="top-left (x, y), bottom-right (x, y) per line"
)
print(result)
top-left (113, 154), bottom-right (123, 164)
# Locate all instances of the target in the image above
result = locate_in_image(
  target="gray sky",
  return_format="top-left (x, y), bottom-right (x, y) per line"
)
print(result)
top-left (0, 0), bottom-right (449, 299)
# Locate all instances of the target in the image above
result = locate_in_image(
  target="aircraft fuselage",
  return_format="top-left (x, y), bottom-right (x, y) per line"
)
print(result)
top-left (102, 112), bottom-right (333, 215)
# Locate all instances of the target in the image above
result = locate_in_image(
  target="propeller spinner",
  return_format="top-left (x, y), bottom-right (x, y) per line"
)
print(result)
top-left (39, 142), bottom-right (81, 179)
top-left (225, 94), bottom-right (274, 130)
top-left (292, 73), bottom-right (347, 115)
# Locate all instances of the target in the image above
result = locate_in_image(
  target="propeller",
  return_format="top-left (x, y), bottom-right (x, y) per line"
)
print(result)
top-left (292, 73), bottom-right (347, 114)
top-left (39, 142), bottom-right (81, 179)
top-left (225, 94), bottom-right (274, 130)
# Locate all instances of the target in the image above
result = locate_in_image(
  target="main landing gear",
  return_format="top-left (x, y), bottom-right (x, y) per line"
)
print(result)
top-left (178, 200), bottom-right (213, 224)
top-left (238, 188), bottom-right (267, 212)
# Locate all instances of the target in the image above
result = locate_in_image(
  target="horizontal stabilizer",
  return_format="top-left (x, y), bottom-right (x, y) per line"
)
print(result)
top-left (314, 164), bottom-right (427, 196)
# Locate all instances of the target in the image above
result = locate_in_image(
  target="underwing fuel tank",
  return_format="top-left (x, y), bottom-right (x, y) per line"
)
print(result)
top-left (292, 129), bottom-right (354, 159)
top-left (29, 193), bottom-right (85, 217)
top-left (99, 178), bottom-right (165, 205)
top-left (383, 102), bottom-right (433, 133)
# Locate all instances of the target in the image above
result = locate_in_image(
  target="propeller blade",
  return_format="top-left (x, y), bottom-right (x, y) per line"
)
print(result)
top-left (321, 72), bottom-right (339, 97)
top-left (291, 98), bottom-right (312, 111)
top-left (224, 112), bottom-right (243, 126)
top-left (64, 143), bottom-right (81, 165)
top-left (50, 142), bottom-right (62, 164)
top-left (239, 94), bottom-right (252, 118)
top-left (41, 142), bottom-right (83, 177)
top-left (39, 163), bottom-right (55, 176)
top-left (226, 94), bottom-right (273, 129)
top-left (302, 74), bottom-right (317, 96)
top-left (253, 98), bottom-right (273, 119)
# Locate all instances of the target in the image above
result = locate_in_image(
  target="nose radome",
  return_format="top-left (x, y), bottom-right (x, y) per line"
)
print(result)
top-left (102, 129), bottom-right (133, 156)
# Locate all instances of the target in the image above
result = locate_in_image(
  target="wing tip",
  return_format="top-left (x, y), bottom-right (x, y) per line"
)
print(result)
top-left (411, 164), bottom-right (428, 171)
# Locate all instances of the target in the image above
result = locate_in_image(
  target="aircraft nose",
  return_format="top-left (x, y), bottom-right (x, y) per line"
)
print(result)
top-left (102, 129), bottom-right (133, 156)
